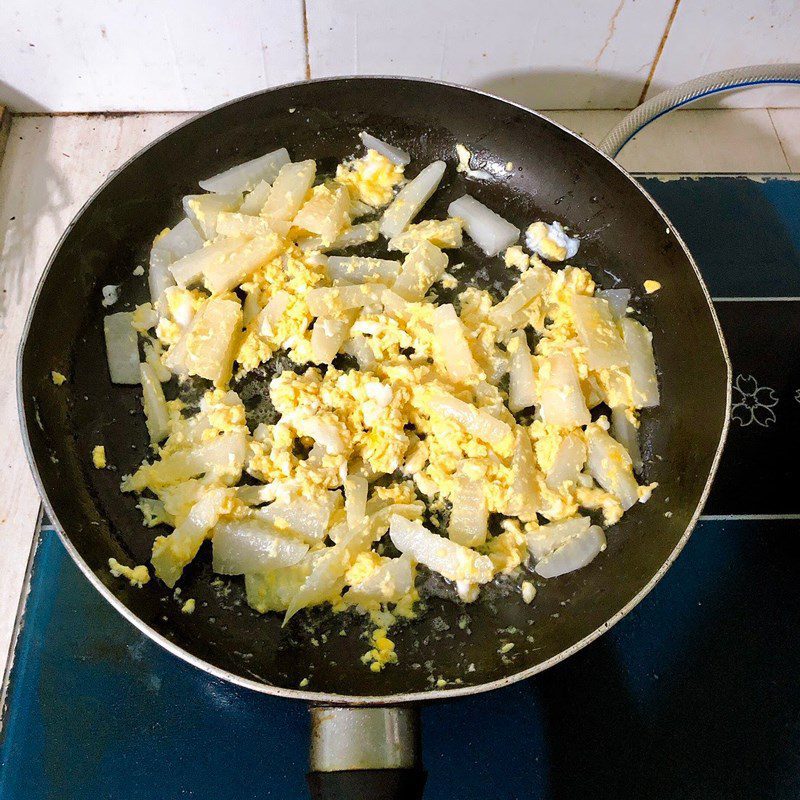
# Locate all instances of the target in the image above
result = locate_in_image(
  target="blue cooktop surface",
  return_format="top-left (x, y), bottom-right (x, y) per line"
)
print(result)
top-left (3, 176), bottom-right (800, 800)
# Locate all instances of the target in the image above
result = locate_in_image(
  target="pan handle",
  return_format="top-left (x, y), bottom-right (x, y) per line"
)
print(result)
top-left (306, 705), bottom-right (426, 800)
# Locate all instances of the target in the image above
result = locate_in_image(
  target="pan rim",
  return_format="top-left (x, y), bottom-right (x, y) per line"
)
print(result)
top-left (16, 74), bottom-right (732, 706)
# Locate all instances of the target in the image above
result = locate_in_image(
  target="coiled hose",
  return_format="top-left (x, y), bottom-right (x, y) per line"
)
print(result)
top-left (598, 63), bottom-right (800, 158)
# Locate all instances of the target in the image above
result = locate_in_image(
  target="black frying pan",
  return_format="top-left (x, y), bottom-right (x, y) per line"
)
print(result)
top-left (18, 77), bottom-right (730, 798)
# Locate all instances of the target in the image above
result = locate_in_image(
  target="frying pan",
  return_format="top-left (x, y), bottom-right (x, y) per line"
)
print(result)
top-left (18, 77), bottom-right (730, 798)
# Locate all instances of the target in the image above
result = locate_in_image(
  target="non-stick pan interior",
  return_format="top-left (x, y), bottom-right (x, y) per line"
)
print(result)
top-left (20, 78), bottom-right (728, 701)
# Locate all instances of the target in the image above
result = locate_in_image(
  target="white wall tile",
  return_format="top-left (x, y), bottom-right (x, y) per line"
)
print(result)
top-left (0, 0), bottom-right (306, 112)
top-left (769, 109), bottom-right (800, 172)
top-left (306, 0), bottom-right (674, 109)
top-left (646, 1), bottom-right (800, 109)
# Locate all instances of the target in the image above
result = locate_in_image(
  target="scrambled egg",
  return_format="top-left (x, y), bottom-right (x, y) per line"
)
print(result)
top-left (644, 280), bottom-right (661, 294)
top-left (51, 371), bottom-right (67, 386)
top-left (92, 445), bottom-right (107, 469)
top-left (108, 557), bottom-right (150, 587)
top-left (336, 149), bottom-right (404, 208)
top-left (114, 140), bottom-right (660, 671)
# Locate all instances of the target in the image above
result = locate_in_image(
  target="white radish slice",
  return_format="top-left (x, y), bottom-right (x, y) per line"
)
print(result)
top-left (199, 147), bottom-right (290, 194)
top-left (389, 515), bottom-right (493, 585)
top-left (123, 432), bottom-right (247, 493)
top-left (140, 362), bottom-right (170, 443)
top-left (622, 318), bottom-right (659, 408)
top-left (239, 179), bottom-right (272, 215)
top-left (299, 221), bottom-right (380, 253)
top-left (538, 352), bottom-right (591, 427)
top-left (257, 290), bottom-right (291, 338)
top-left (242, 288), bottom-right (261, 327)
top-left (202, 234), bottom-right (283, 295)
top-left (506, 428), bottom-right (540, 522)
top-left (534, 525), bottom-right (605, 579)
top-left (596, 288), bottom-right (631, 320)
top-left (293, 184), bottom-right (350, 245)
top-left (256, 494), bottom-right (339, 543)
top-left (104, 312), bottom-right (140, 385)
top-left (182, 193), bottom-right (242, 239)
top-left (143, 340), bottom-right (172, 382)
top-left (488, 264), bottom-right (551, 332)
top-left (326, 255), bottom-right (402, 284)
top-left (151, 488), bottom-right (233, 587)
top-left (283, 548), bottom-right (350, 623)
top-left (387, 218), bottom-right (463, 253)
top-left (149, 250), bottom-right (176, 306)
top-left (165, 296), bottom-right (242, 387)
top-left (311, 314), bottom-right (356, 364)
top-left (245, 562), bottom-right (312, 613)
top-left (527, 516), bottom-right (592, 561)
top-left (448, 473), bottom-right (488, 548)
top-left (507, 331), bottom-right (536, 412)
top-left (392, 241), bottom-right (448, 301)
top-left (447, 195), bottom-right (518, 256)
top-left (431, 304), bottom-right (479, 383)
top-left (212, 519), bottom-right (308, 575)
top-left (359, 132), bottom-right (411, 166)
top-left (345, 554), bottom-right (415, 604)
top-left (426, 388), bottom-right (512, 449)
top-left (570, 295), bottom-right (629, 370)
top-left (149, 219), bottom-right (203, 303)
top-left (611, 407), bottom-right (643, 472)
top-left (261, 160), bottom-right (316, 224)
top-left (380, 160), bottom-right (446, 239)
top-left (586, 424), bottom-right (640, 510)
top-left (307, 285), bottom-right (384, 317)
top-left (169, 236), bottom-right (248, 288)
top-left (345, 475), bottom-right (369, 528)
top-left (545, 431), bottom-right (587, 489)
top-left (215, 211), bottom-right (277, 239)
top-left (342, 336), bottom-right (376, 370)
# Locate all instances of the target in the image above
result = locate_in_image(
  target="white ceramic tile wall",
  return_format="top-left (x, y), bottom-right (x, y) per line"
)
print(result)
top-left (0, 0), bottom-right (306, 112)
top-left (647, 0), bottom-right (800, 109)
top-left (305, 0), bottom-right (673, 109)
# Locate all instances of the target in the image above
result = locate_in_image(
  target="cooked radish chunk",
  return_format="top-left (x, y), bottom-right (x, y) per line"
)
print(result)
top-left (570, 295), bottom-right (628, 370)
top-left (104, 312), bottom-right (140, 385)
top-left (151, 488), bottom-right (233, 587)
top-left (299, 221), bottom-right (380, 253)
top-left (256, 494), bottom-right (339, 543)
top-left (345, 475), bottom-right (369, 528)
top-left (261, 160), bottom-right (316, 224)
top-left (199, 147), bottom-right (290, 194)
top-left (488, 264), bottom-right (551, 332)
top-left (537, 352), bottom-right (591, 427)
top-left (585, 423), bottom-right (640, 510)
top-left (183, 193), bottom-right (242, 239)
top-left (326, 255), bottom-right (402, 284)
top-left (596, 288), bottom-right (631, 320)
top-left (431, 304), bottom-right (479, 383)
top-left (307, 285), bottom-right (383, 317)
top-left (507, 331), bottom-right (536, 412)
top-left (392, 241), bottom-right (448, 301)
top-left (239, 179), bottom-right (272, 215)
top-left (343, 335), bottom-right (377, 370)
top-left (380, 160), bottom-right (446, 239)
top-left (387, 218), bottom-right (463, 253)
top-left (202, 234), bottom-right (283, 295)
top-left (506, 428), bottom-right (540, 522)
top-left (165, 296), bottom-right (242, 387)
top-left (534, 525), bottom-right (605, 578)
top-left (359, 132), bottom-right (410, 166)
top-left (448, 473), bottom-right (488, 548)
top-left (169, 236), bottom-right (247, 288)
top-left (545, 431), bottom-right (587, 489)
top-left (611, 407), bottom-right (643, 472)
top-left (389, 515), bottom-right (492, 585)
top-left (293, 184), bottom-right (350, 246)
top-left (215, 212), bottom-right (277, 239)
top-left (140, 362), bottom-right (170, 443)
top-left (527, 516), bottom-right (592, 561)
top-left (245, 563), bottom-right (312, 613)
top-left (447, 195), bottom-right (518, 256)
top-left (311, 312), bottom-right (357, 364)
top-left (212, 519), bottom-right (308, 575)
top-left (426, 388), bottom-right (512, 449)
top-left (622, 318), bottom-right (659, 408)
top-left (345, 553), bottom-right (415, 605)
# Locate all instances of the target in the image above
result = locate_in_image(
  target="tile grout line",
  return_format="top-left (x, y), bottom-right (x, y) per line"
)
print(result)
top-left (638, 0), bottom-right (682, 105)
top-left (767, 108), bottom-right (792, 172)
top-left (301, 0), bottom-right (311, 81)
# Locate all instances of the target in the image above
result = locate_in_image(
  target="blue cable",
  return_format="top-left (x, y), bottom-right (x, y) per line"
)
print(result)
top-left (613, 78), bottom-right (800, 157)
